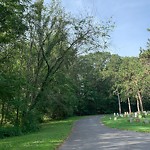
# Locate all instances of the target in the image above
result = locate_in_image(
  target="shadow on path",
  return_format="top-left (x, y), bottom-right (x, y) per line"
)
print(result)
top-left (58, 115), bottom-right (150, 150)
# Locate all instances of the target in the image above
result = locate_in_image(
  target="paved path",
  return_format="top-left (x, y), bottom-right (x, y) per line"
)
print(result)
top-left (58, 115), bottom-right (150, 150)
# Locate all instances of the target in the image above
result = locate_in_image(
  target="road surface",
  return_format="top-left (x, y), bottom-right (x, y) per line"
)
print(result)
top-left (58, 115), bottom-right (150, 150)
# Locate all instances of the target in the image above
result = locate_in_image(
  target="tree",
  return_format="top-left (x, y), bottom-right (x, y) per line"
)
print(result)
top-left (139, 38), bottom-right (150, 110)
top-left (103, 54), bottom-right (123, 114)
top-left (21, 0), bottom-right (112, 118)
top-left (0, 0), bottom-right (27, 43)
top-left (0, 0), bottom-right (115, 135)
top-left (0, 0), bottom-right (113, 132)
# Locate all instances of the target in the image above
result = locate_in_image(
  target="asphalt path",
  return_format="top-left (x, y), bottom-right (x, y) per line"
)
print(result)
top-left (58, 115), bottom-right (150, 150)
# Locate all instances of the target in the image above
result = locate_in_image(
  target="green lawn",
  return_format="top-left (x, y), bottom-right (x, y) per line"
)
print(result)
top-left (101, 114), bottom-right (150, 133)
top-left (0, 116), bottom-right (82, 150)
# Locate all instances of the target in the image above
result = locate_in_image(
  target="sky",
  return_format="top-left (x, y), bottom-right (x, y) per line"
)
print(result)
top-left (45, 0), bottom-right (150, 57)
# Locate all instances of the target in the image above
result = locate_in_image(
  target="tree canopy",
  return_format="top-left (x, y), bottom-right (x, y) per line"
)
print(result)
top-left (0, 0), bottom-right (149, 138)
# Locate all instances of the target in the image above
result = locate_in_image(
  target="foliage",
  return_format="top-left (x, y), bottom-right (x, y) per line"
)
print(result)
top-left (0, 0), bottom-right (113, 134)
top-left (0, 126), bottom-right (22, 139)
top-left (0, 0), bottom-right (149, 138)
top-left (0, 0), bottom-right (27, 43)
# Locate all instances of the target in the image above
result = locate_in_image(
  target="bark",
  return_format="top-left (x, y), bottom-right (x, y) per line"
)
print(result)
top-left (15, 107), bottom-right (20, 127)
top-left (127, 97), bottom-right (132, 114)
top-left (137, 90), bottom-right (144, 113)
top-left (0, 102), bottom-right (5, 125)
top-left (117, 92), bottom-right (121, 114)
top-left (136, 95), bottom-right (140, 113)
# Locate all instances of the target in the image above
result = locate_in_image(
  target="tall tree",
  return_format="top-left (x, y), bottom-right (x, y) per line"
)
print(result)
top-left (0, 0), bottom-right (27, 43)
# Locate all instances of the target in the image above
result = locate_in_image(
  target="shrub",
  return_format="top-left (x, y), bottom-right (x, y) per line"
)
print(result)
top-left (0, 126), bottom-right (22, 139)
top-left (21, 110), bottom-right (40, 133)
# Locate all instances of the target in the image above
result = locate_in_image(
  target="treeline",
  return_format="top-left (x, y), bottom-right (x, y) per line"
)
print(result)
top-left (77, 51), bottom-right (150, 115)
top-left (0, 0), bottom-right (113, 136)
top-left (0, 0), bottom-right (150, 137)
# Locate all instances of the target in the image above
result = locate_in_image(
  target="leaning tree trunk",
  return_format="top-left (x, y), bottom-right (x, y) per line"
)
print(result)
top-left (127, 97), bottom-right (132, 114)
top-left (117, 92), bottom-right (122, 114)
top-left (136, 95), bottom-right (140, 113)
top-left (137, 90), bottom-right (144, 113)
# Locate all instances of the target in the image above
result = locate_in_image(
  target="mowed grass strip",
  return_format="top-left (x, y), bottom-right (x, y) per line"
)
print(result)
top-left (0, 116), bottom-right (82, 150)
top-left (101, 115), bottom-right (150, 133)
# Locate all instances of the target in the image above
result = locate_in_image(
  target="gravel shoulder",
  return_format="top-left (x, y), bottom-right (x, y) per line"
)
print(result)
top-left (58, 115), bottom-right (150, 150)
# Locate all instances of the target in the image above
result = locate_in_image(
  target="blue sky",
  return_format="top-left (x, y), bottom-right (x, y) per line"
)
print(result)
top-left (45, 0), bottom-right (150, 57)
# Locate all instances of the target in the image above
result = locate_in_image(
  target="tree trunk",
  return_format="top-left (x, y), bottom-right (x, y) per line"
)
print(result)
top-left (137, 90), bottom-right (144, 113)
top-left (117, 93), bottom-right (121, 114)
top-left (15, 106), bottom-right (20, 127)
top-left (127, 97), bottom-right (132, 114)
top-left (0, 102), bottom-right (5, 125)
top-left (136, 95), bottom-right (140, 113)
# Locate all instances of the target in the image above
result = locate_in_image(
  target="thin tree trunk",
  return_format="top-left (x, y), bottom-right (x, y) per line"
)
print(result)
top-left (127, 97), bottom-right (132, 114)
top-left (137, 90), bottom-right (144, 113)
top-left (117, 92), bottom-right (121, 114)
top-left (4, 104), bottom-right (9, 124)
top-left (136, 95), bottom-right (140, 113)
top-left (15, 106), bottom-right (19, 127)
top-left (0, 102), bottom-right (5, 125)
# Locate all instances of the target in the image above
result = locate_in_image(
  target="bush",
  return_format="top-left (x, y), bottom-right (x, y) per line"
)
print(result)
top-left (0, 126), bottom-right (22, 139)
top-left (21, 111), bottom-right (40, 133)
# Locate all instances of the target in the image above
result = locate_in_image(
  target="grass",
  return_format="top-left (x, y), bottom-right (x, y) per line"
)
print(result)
top-left (101, 114), bottom-right (150, 133)
top-left (0, 116), bottom-right (83, 150)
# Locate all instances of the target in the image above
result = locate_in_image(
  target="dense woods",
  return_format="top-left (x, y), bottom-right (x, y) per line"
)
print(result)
top-left (0, 0), bottom-right (149, 138)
